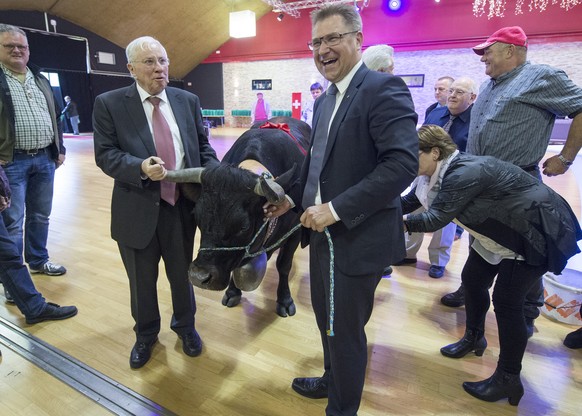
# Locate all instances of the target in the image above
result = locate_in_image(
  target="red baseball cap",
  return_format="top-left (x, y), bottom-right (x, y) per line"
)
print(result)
top-left (472, 26), bottom-right (528, 55)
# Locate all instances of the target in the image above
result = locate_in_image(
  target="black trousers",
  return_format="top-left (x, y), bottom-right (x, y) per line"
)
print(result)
top-left (118, 199), bottom-right (196, 343)
top-left (309, 231), bottom-right (381, 416)
top-left (462, 249), bottom-right (546, 373)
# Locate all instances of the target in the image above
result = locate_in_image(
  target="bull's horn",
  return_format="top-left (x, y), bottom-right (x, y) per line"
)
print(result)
top-left (254, 175), bottom-right (286, 204)
top-left (164, 167), bottom-right (204, 183)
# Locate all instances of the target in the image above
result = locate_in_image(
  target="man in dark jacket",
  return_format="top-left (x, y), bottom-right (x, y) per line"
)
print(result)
top-left (61, 96), bottom-right (80, 135)
top-left (0, 24), bottom-right (67, 281)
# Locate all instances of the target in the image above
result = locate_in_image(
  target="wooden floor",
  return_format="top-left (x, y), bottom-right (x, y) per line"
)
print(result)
top-left (1, 127), bottom-right (581, 416)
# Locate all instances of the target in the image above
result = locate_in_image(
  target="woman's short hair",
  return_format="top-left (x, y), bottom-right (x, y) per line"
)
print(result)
top-left (418, 125), bottom-right (458, 160)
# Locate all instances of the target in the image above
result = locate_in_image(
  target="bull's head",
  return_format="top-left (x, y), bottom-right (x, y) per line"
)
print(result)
top-left (164, 165), bottom-right (292, 291)
top-left (164, 167), bottom-right (286, 204)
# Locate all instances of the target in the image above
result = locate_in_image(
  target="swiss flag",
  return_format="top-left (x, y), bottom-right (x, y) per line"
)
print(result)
top-left (292, 92), bottom-right (302, 119)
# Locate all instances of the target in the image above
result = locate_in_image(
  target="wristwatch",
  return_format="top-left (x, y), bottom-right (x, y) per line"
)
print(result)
top-left (558, 154), bottom-right (573, 167)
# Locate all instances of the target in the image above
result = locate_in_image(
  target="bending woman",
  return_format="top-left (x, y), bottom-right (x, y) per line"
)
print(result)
top-left (402, 125), bottom-right (582, 405)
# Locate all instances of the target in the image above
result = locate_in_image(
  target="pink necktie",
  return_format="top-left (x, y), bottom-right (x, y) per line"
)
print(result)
top-left (148, 96), bottom-right (177, 205)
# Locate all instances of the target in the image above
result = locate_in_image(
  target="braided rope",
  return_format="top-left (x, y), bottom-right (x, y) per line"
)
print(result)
top-left (198, 221), bottom-right (301, 260)
top-left (324, 227), bottom-right (335, 337)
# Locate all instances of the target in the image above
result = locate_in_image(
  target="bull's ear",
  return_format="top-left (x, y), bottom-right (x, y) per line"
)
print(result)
top-left (179, 183), bottom-right (202, 202)
top-left (275, 163), bottom-right (297, 191)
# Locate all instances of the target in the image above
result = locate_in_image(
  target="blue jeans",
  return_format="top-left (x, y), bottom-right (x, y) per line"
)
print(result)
top-left (0, 214), bottom-right (46, 318)
top-left (1, 150), bottom-right (56, 269)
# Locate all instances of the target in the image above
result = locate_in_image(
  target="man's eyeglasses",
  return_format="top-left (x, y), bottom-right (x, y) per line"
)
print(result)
top-left (448, 88), bottom-right (471, 96)
top-left (308, 31), bottom-right (358, 51)
top-left (1, 44), bottom-right (29, 51)
top-left (133, 57), bottom-right (170, 67)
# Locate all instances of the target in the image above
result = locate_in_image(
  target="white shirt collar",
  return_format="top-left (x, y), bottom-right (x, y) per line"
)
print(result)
top-left (135, 83), bottom-right (169, 104)
top-left (334, 60), bottom-right (363, 96)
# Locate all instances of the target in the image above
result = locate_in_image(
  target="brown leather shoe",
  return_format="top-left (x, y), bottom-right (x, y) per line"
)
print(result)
top-left (292, 376), bottom-right (328, 399)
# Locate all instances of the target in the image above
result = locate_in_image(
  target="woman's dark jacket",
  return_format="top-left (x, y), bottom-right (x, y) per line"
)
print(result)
top-left (403, 153), bottom-right (582, 274)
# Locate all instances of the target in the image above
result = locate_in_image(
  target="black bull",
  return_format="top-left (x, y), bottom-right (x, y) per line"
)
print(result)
top-left (165, 117), bottom-right (310, 317)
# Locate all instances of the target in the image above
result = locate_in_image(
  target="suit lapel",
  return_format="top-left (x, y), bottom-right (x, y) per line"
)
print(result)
top-left (322, 65), bottom-right (368, 165)
top-left (123, 84), bottom-right (157, 155)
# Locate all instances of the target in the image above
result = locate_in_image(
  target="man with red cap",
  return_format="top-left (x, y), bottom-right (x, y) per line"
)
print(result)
top-left (439, 25), bottom-right (582, 404)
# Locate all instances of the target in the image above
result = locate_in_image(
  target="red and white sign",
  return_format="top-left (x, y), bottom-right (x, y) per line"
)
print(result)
top-left (292, 92), bottom-right (302, 119)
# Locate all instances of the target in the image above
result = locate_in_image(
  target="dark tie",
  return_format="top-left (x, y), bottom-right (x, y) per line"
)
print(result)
top-left (302, 84), bottom-right (337, 209)
top-left (442, 114), bottom-right (456, 133)
top-left (148, 96), bottom-right (178, 205)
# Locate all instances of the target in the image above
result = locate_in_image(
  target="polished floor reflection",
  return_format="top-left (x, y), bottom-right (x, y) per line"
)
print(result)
top-left (0, 128), bottom-right (581, 416)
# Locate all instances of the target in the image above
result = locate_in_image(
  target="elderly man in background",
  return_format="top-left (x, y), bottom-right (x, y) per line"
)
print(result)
top-left (362, 44), bottom-right (395, 74)
top-left (441, 26), bottom-right (582, 339)
top-left (425, 75), bottom-right (454, 119)
top-left (397, 77), bottom-right (477, 278)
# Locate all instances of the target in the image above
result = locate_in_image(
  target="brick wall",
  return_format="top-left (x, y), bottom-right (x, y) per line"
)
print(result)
top-left (223, 41), bottom-right (582, 126)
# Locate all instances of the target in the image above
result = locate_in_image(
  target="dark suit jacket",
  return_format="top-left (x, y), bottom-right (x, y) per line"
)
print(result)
top-left (424, 104), bottom-right (473, 152)
top-left (93, 84), bottom-right (219, 249)
top-left (300, 64), bottom-right (418, 276)
top-left (424, 102), bottom-right (438, 119)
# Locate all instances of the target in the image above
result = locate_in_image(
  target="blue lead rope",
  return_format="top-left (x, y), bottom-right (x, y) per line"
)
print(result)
top-left (199, 219), bottom-right (336, 337)
top-left (324, 227), bottom-right (335, 337)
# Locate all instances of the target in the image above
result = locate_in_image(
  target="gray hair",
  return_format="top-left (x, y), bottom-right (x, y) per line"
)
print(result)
top-left (126, 36), bottom-right (166, 63)
top-left (452, 76), bottom-right (478, 95)
top-left (311, 3), bottom-right (363, 32)
top-left (0, 24), bottom-right (27, 37)
top-left (362, 44), bottom-right (394, 73)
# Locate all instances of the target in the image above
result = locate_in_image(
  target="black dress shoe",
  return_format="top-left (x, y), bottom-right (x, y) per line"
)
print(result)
top-left (440, 284), bottom-right (465, 307)
top-left (564, 327), bottom-right (582, 349)
top-left (130, 337), bottom-right (158, 369)
top-left (463, 368), bottom-right (524, 406)
top-left (393, 258), bottom-right (417, 266)
top-left (180, 331), bottom-right (203, 357)
top-left (25, 302), bottom-right (78, 324)
top-left (441, 329), bottom-right (487, 358)
top-left (292, 376), bottom-right (328, 399)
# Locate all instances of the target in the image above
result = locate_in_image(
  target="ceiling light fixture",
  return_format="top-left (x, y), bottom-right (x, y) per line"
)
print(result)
top-left (229, 10), bottom-right (256, 38)
top-left (277, 12), bottom-right (285, 21)
top-left (473, 0), bottom-right (581, 18)
top-left (261, 0), bottom-right (369, 18)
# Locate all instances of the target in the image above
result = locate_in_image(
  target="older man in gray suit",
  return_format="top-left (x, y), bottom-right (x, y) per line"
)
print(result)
top-left (93, 36), bottom-right (219, 369)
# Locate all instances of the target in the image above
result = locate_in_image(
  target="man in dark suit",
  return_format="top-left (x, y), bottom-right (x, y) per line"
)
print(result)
top-left (265, 5), bottom-right (418, 414)
top-left (93, 36), bottom-right (219, 369)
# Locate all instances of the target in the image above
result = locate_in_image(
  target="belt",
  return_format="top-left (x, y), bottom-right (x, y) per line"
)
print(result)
top-left (14, 146), bottom-right (49, 156)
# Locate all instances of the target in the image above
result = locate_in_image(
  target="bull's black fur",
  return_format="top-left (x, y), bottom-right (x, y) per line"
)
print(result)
top-left (189, 117), bottom-right (310, 317)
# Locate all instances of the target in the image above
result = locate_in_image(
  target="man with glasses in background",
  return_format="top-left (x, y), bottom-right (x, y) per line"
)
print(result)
top-left (425, 75), bottom-right (454, 120)
top-left (397, 77), bottom-right (477, 279)
top-left (93, 36), bottom-right (219, 369)
top-left (0, 24), bottom-right (67, 306)
top-left (264, 4), bottom-right (418, 414)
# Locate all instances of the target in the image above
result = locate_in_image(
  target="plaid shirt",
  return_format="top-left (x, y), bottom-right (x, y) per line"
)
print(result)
top-left (1, 64), bottom-right (53, 150)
